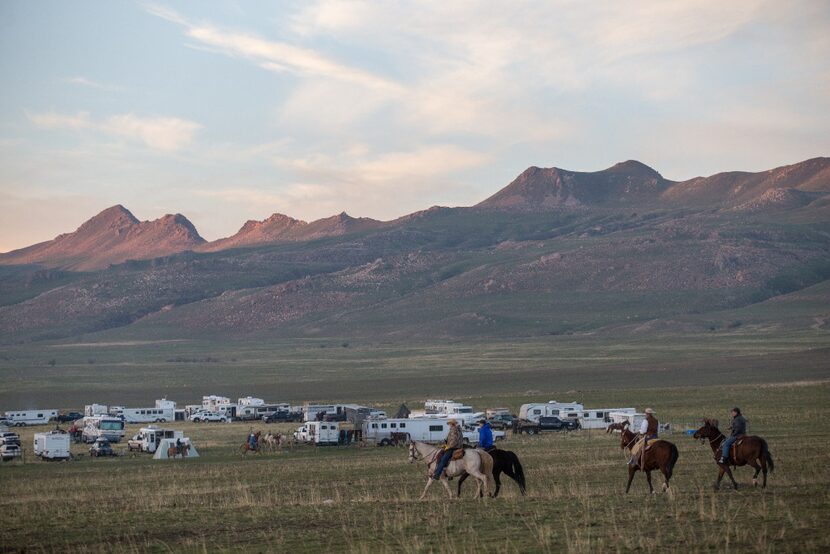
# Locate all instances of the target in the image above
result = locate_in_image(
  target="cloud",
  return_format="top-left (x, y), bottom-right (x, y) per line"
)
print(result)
top-left (27, 111), bottom-right (201, 152)
top-left (67, 76), bottom-right (123, 91)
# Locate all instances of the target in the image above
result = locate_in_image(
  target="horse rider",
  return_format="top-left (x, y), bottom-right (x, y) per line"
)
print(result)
top-left (248, 429), bottom-right (258, 451)
top-left (477, 419), bottom-right (494, 451)
top-left (628, 408), bottom-right (658, 468)
top-left (175, 438), bottom-right (183, 456)
top-left (432, 420), bottom-right (464, 479)
top-left (719, 407), bottom-right (747, 465)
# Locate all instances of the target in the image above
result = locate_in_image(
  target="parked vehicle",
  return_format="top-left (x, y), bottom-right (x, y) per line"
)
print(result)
top-left (4, 409), bottom-right (59, 426)
top-left (84, 404), bottom-right (109, 417)
top-left (519, 401), bottom-right (584, 423)
top-left (294, 421), bottom-right (342, 445)
top-left (56, 412), bottom-right (84, 423)
top-left (120, 407), bottom-right (174, 424)
top-left (262, 410), bottom-right (301, 423)
top-left (81, 416), bottom-right (125, 443)
top-left (189, 411), bottom-right (228, 423)
top-left (578, 408), bottom-right (635, 430)
top-left (0, 432), bottom-right (21, 446)
top-left (89, 438), bottom-right (116, 457)
top-left (487, 414), bottom-right (515, 430)
top-left (363, 418), bottom-right (505, 446)
top-left (127, 427), bottom-right (184, 453)
top-left (513, 416), bottom-right (580, 434)
top-left (1, 444), bottom-right (22, 461)
top-left (33, 431), bottom-right (71, 460)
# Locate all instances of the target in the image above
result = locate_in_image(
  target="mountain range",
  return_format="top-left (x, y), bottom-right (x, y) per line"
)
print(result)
top-left (1, 157), bottom-right (828, 343)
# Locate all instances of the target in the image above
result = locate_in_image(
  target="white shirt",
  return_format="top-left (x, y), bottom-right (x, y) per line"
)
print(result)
top-left (639, 419), bottom-right (649, 434)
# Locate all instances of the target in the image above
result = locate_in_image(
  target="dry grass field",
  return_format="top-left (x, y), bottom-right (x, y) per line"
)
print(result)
top-left (2, 381), bottom-right (829, 553)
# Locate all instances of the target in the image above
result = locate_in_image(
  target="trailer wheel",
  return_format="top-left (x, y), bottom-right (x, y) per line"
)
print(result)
top-left (379, 439), bottom-right (390, 447)
top-left (526, 428), bottom-right (536, 435)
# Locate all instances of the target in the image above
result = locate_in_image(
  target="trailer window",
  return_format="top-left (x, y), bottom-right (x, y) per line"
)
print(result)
top-left (381, 423), bottom-right (387, 429)
top-left (429, 425), bottom-right (443, 432)
top-left (390, 423), bottom-right (397, 428)
top-left (596, 412), bottom-right (604, 418)
top-left (533, 409), bottom-right (541, 415)
top-left (551, 410), bottom-right (559, 416)
top-left (38, 413), bottom-right (43, 418)
top-left (400, 423), bottom-right (406, 428)
top-left (371, 423), bottom-right (377, 429)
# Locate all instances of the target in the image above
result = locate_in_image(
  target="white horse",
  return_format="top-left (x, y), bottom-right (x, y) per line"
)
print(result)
top-left (408, 441), bottom-right (494, 500)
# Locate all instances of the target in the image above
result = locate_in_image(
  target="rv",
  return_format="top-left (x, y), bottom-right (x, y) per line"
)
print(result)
top-left (237, 403), bottom-right (290, 421)
top-left (303, 404), bottom-right (345, 422)
top-left (420, 400), bottom-right (483, 424)
top-left (519, 401), bottom-right (585, 422)
top-left (202, 395), bottom-right (232, 412)
top-left (363, 418), bottom-right (504, 446)
top-left (84, 404), bottom-right (108, 417)
top-left (293, 421), bottom-right (342, 445)
top-left (578, 408), bottom-right (636, 430)
top-left (121, 407), bottom-right (175, 424)
top-left (81, 416), bottom-right (125, 443)
top-left (128, 427), bottom-right (184, 453)
top-left (5, 409), bottom-right (58, 426)
top-left (238, 397), bottom-right (264, 407)
top-left (33, 431), bottom-right (71, 460)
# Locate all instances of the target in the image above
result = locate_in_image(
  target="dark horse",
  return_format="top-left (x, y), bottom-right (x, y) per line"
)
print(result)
top-left (693, 419), bottom-right (774, 490)
top-left (620, 427), bottom-right (680, 493)
top-left (456, 448), bottom-right (526, 497)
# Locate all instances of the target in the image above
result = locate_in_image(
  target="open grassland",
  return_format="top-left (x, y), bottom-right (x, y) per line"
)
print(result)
top-left (1, 382), bottom-right (829, 553)
top-left (0, 328), bottom-right (829, 409)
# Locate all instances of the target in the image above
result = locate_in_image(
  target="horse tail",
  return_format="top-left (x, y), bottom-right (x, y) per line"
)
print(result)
top-left (666, 443), bottom-right (680, 479)
top-left (762, 439), bottom-right (774, 473)
top-left (511, 452), bottom-right (527, 493)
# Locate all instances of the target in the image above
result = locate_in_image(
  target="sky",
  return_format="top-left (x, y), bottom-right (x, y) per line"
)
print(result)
top-left (1, 0), bottom-right (828, 252)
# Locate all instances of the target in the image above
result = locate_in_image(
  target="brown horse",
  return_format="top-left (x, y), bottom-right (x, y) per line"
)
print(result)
top-left (240, 431), bottom-right (262, 455)
top-left (606, 421), bottom-right (629, 434)
top-left (619, 427), bottom-right (679, 493)
top-left (167, 443), bottom-right (190, 459)
top-left (693, 419), bottom-right (774, 490)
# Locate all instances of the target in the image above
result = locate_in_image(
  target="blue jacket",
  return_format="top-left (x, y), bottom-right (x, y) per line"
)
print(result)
top-left (478, 423), bottom-right (494, 448)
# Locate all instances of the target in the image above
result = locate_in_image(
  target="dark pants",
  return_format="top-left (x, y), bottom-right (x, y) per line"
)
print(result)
top-left (721, 436), bottom-right (737, 462)
top-left (433, 448), bottom-right (456, 480)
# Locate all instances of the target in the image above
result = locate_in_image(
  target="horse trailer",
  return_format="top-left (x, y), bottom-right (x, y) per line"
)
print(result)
top-left (363, 418), bottom-right (503, 446)
top-left (33, 431), bottom-right (71, 460)
top-left (5, 409), bottom-right (58, 426)
top-left (121, 407), bottom-right (175, 424)
top-left (578, 408), bottom-right (636, 430)
top-left (294, 421), bottom-right (342, 445)
top-left (519, 401), bottom-right (585, 422)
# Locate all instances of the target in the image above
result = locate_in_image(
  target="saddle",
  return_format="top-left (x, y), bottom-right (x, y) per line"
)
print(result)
top-left (451, 449), bottom-right (465, 461)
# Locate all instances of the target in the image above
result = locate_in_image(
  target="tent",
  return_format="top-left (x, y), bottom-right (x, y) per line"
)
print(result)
top-left (153, 438), bottom-right (199, 459)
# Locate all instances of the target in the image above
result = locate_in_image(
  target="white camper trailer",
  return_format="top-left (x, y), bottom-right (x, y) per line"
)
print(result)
top-left (519, 401), bottom-right (585, 422)
top-left (121, 407), bottom-right (175, 424)
top-left (363, 418), bottom-right (504, 446)
top-left (578, 408), bottom-right (637, 430)
top-left (82, 416), bottom-right (125, 443)
top-left (293, 421), bottom-right (342, 445)
top-left (238, 397), bottom-right (264, 407)
top-left (419, 400), bottom-right (484, 424)
top-left (608, 410), bottom-right (645, 431)
top-left (5, 409), bottom-right (58, 426)
top-left (128, 427), bottom-right (184, 453)
top-left (33, 431), bottom-right (71, 460)
top-left (85, 404), bottom-right (108, 417)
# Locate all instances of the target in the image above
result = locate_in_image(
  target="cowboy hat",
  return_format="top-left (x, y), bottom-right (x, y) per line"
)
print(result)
top-left (447, 419), bottom-right (458, 425)
top-left (644, 408), bottom-right (655, 414)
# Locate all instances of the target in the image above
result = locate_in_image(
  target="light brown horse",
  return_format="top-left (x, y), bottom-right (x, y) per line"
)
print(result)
top-left (619, 427), bottom-right (679, 493)
top-left (693, 419), bottom-right (774, 490)
top-left (606, 421), bottom-right (629, 434)
top-left (167, 443), bottom-right (190, 459)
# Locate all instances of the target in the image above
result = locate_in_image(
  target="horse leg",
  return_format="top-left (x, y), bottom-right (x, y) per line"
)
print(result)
top-left (492, 469), bottom-right (503, 498)
top-left (724, 465), bottom-right (738, 490)
top-left (440, 476), bottom-right (455, 499)
top-left (645, 470), bottom-right (655, 494)
top-left (456, 473), bottom-right (469, 497)
top-left (625, 466), bottom-right (637, 493)
top-left (760, 454), bottom-right (768, 488)
top-left (748, 458), bottom-right (762, 487)
top-left (661, 465), bottom-right (670, 492)
top-left (419, 478), bottom-right (435, 500)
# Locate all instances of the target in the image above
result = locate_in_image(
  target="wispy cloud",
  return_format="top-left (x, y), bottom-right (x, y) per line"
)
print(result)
top-left (66, 76), bottom-right (123, 92)
top-left (27, 111), bottom-right (201, 152)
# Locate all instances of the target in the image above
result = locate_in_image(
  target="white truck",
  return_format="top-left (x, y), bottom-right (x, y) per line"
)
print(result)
top-left (33, 431), bottom-right (71, 460)
top-left (5, 409), bottom-right (58, 426)
top-left (363, 418), bottom-right (504, 446)
top-left (293, 421), bottom-right (342, 445)
top-left (82, 416), bottom-right (126, 443)
top-left (519, 401), bottom-right (585, 422)
top-left (128, 427), bottom-right (184, 453)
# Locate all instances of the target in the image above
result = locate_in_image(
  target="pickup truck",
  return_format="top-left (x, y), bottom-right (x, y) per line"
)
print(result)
top-left (513, 416), bottom-right (580, 435)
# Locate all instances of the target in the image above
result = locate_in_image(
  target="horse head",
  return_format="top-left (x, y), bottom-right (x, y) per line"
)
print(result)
top-left (619, 427), bottom-right (636, 450)
top-left (692, 418), bottom-right (719, 441)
